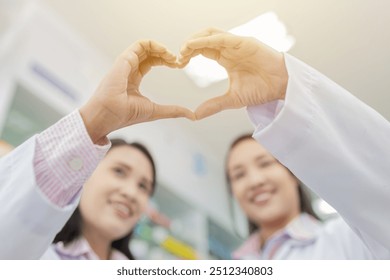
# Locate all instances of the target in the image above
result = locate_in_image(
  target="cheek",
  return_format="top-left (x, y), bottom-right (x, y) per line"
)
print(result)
top-left (80, 181), bottom-right (111, 214)
top-left (273, 178), bottom-right (300, 212)
top-left (231, 183), bottom-right (243, 200)
top-left (79, 196), bottom-right (96, 224)
top-left (231, 184), bottom-right (249, 210)
top-left (269, 167), bottom-right (298, 187)
top-left (138, 195), bottom-right (150, 214)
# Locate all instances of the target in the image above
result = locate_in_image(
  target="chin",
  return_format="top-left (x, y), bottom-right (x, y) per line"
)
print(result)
top-left (254, 211), bottom-right (282, 224)
top-left (104, 223), bottom-right (134, 239)
top-left (107, 229), bottom-right (131, 241)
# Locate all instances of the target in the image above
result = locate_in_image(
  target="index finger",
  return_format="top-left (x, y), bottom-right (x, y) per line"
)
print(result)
top-left (188, 33), bottom-right (241, 50)
top-left (178, 33), bottom-right (240, 67)
top-left (126, 40), bottom-right (177, 65)
top-left (194, 94), bottom-right (241, 120)
top-left (186, 27), bottom-right (224, 40)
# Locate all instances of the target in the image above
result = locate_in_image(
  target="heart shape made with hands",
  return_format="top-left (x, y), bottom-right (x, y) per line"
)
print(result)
top-left (85, 28), bottom-right (288, 141)
top-left (183, 28), bottom-right (286, 116)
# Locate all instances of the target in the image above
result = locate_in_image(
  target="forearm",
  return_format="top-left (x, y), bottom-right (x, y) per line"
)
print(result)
top-left (0, 110), bottom-right (111, 259)
top-left (248, 53), bottom-right (390, 252)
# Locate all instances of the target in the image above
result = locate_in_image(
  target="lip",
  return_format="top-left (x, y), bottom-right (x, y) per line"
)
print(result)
top-left (249, 188), bottom-right (275, 205)
top-left (109, 200), bottom-right (134, 219)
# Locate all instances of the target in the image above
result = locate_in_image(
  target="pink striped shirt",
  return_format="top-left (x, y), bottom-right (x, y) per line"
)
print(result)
top-left (34, 110), bottom-right (110, 207)
top-left (44, 237), bottom-right (128, 260)
top-left (232, 214), bottom-right (321, 259)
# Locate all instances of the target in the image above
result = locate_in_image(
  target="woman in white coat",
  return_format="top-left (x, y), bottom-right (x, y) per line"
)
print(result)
top-left (226, 134), bottom-right (389, 259)
top-left (0, 40), bottom-right (193, 259)
top-left (179, 28), bottom-right (390, 259)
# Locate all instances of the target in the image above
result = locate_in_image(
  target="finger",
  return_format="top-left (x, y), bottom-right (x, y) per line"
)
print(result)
top-left (139, 57), bottom-right (178, 76)
top-left (179, 43), bottom-right (223, 67)
top-left (186, 27), bottom-right (224, 40)
top-left (106, 52), bottom-right (137, 87)
top-left (118, 40), bottom-right (178, 79)
top-left (178, 28), bottom-right (224, 65)
top-left (179, 33), bottom-right (239, 65)
top-left (113, 40), bottom-right (177, 80)
top-left (151, 104), bottom-right (196, 121)
top-left (186, 33), bottom-right (240, 51)
top-left (176, 48), bottom-right (202, 68)
top-left (125, 40), bottom-right (177, 66)
top-left (138, 40), bottom-right (177, 63)
top-left (177, 47), bottom-right (223, 69)
top-left (194, 94), bottom-right (241, 120)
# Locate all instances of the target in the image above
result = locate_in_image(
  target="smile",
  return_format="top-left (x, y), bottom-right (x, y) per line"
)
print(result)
top-left (253, 192), bottom-right (272, 204)
top-left (109, 200), bottom-right (134, 219)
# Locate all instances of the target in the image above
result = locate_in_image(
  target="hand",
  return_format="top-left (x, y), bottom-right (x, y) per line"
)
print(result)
top-left (80, 40), bottom-right (195, 144)
top-left (178, 28), bottom-right (289, 120)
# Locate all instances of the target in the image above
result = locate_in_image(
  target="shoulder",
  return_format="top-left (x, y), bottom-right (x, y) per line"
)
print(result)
top-left (110, 249), bottom-right (129, 260)
top-left (317, 216), bottom-right (374, 259)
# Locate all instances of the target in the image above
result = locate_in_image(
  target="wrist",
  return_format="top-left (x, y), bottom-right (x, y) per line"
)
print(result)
top-left (79, 101), bottom-right (112, 145)
top-left (277, 53), bottom-right (289, 100)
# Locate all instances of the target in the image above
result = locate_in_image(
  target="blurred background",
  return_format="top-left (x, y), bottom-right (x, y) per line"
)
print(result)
top-left (1, 0), bottom-right (389, 259)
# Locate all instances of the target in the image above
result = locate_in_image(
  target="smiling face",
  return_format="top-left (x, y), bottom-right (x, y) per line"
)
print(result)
top-left (79, 145), bottom-right (154, 241)
top-left (227, 138), bottom-right (300, 229)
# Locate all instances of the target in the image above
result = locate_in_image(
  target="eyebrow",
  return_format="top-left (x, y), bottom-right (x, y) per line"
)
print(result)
top-left (114, 161), bottom-right (132, 171)
top-left (114, 161), bottom-right (153, 186)
top-left (229, 154), bottom-right (269, 171)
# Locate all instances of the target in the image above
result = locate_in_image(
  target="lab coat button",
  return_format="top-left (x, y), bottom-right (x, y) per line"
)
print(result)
top-left (69, 158), bottom-right (83, 171)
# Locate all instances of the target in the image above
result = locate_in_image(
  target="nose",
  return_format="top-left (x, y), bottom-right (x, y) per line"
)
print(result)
top-left (118, 180), bottom-right (139, 203)
top-left (246, 166), bottom-right (267, 189)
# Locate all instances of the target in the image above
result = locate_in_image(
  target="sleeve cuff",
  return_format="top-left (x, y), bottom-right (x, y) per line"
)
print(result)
top-left (34, 110), bottom-right (111, 207)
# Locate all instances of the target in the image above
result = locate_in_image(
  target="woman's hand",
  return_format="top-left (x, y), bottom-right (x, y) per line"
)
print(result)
top-left (80, 40), bottom-right (195, 144)
top-left (179, 28), bottom-right (288, 120)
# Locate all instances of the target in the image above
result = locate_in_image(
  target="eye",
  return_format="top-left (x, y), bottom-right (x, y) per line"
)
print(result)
top-left (112, 167), bottom-right (127, 177)
top-left (258, 159), bottom-right (275, 168)
top-left (138, 181), bottom-right (152, 195)
top-left (230, 171), bottom-right (246, 182)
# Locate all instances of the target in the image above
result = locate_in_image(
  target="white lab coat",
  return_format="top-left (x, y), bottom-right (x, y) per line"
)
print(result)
top-left (0, 137), bottom-right (79, 259)
top-left (247, 53), bottom-right (390, 259)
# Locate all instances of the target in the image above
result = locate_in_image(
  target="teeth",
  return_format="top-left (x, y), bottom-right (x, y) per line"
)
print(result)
top-left (112, 202), bottom-right (131, 216)
top-left (254, 192), bottom-right (272, 203)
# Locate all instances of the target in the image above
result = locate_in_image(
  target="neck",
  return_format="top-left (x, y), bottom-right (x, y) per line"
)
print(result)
top-left (82, 227), bottom-right (112, 260)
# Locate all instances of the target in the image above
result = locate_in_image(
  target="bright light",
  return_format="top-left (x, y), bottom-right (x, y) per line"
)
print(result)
top-left (315, 199), bottom-right (338, 216)
top-left (184, 11), bottom-right (295, 87)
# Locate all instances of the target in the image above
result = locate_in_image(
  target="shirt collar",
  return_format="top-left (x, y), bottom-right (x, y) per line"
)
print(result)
top-left (54, 237), bottom-right (128, 260)
top-left (232, 213), bottom-right (321, 259)
top-left (285, 213), bottom-right (321, 241)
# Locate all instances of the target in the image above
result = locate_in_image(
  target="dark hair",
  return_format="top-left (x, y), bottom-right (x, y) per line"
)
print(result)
top-left (225, 134), bottom-right (319, 235)
top-left (53, 138), bottom-right (157, 259)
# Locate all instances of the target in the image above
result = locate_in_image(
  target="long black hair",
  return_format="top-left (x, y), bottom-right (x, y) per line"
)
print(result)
top-left (53, 138), bottom-right (157, 259)
top-left (225, 134), bottom-right (319, 235)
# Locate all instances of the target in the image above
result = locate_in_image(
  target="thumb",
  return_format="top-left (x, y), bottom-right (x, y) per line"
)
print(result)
top-left (151, 103), bottom-right (196, 121)
top-left (194, 94), bottom-right (240, 120)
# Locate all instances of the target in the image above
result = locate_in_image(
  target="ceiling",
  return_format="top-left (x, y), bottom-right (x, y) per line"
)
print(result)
top-left (40, 0), bottom-right (390, 160)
